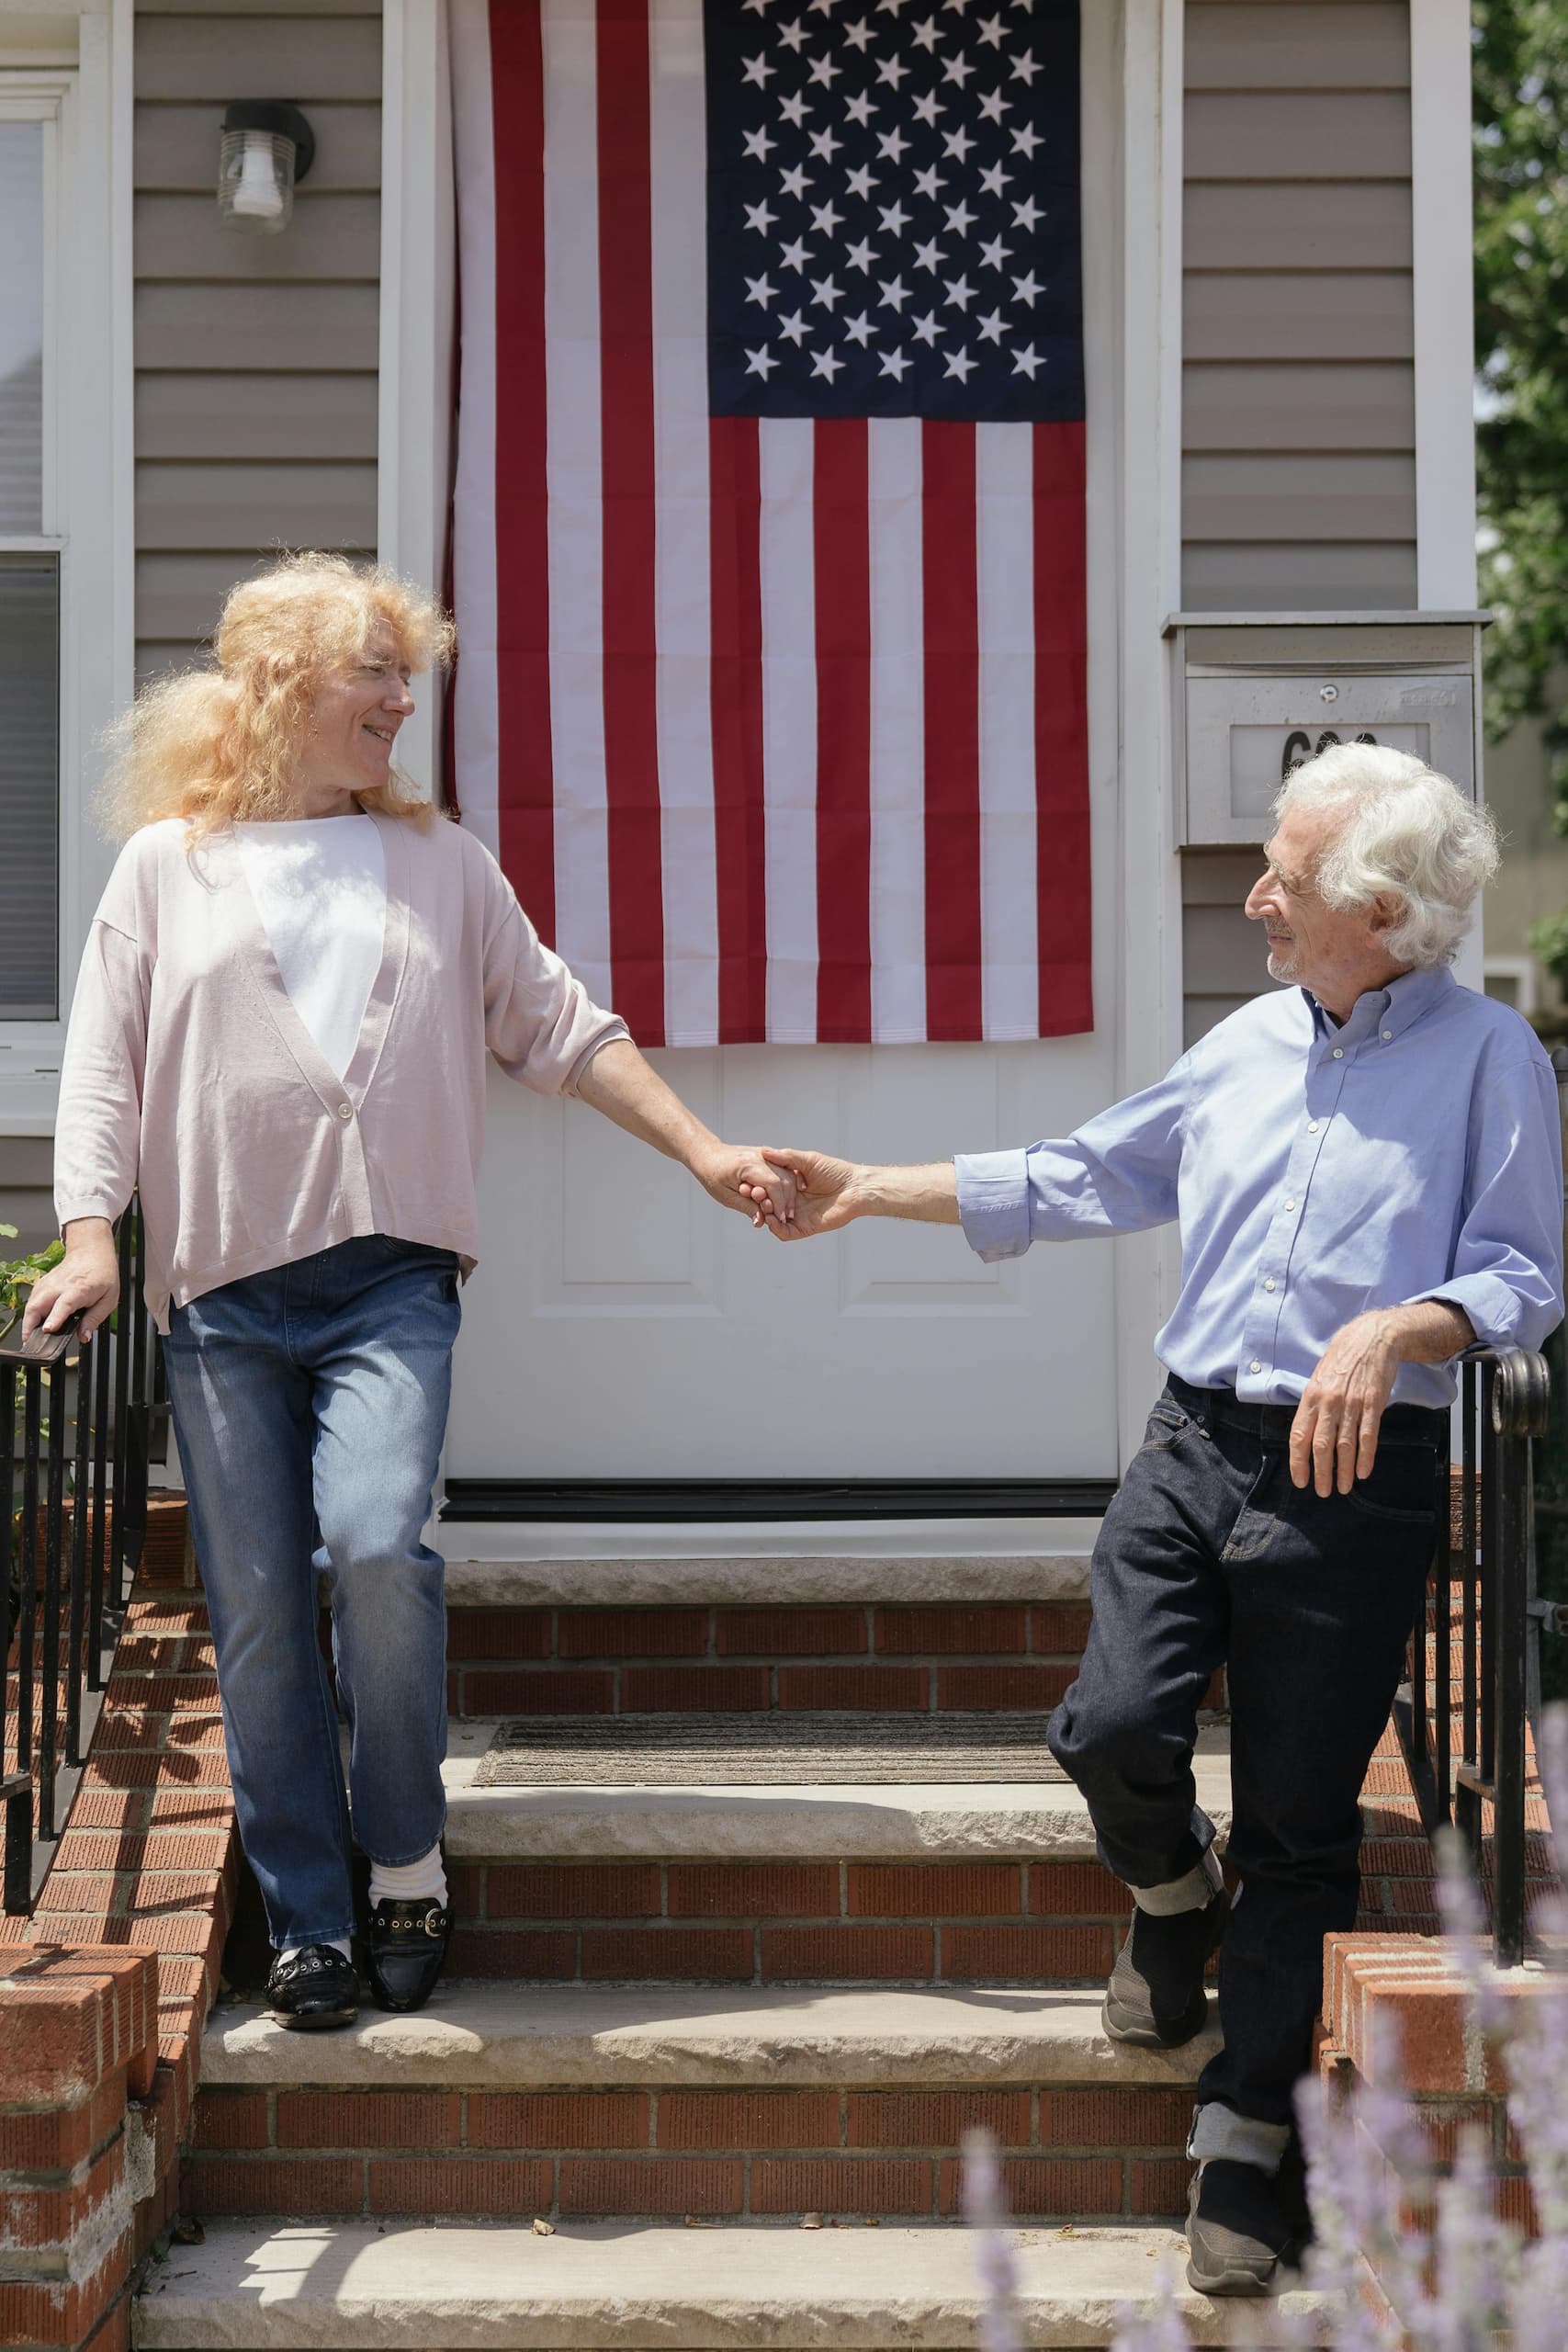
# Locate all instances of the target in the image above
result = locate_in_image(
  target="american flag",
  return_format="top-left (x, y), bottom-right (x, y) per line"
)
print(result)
top-left (450, 0), bottom-right (1090, 1046)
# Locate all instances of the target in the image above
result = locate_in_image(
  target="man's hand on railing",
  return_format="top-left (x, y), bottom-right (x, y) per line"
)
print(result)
top-left (1290, 1300), bottom-right (1475, 1495)
top-left (21, 1216), bottom-right (120, 1345)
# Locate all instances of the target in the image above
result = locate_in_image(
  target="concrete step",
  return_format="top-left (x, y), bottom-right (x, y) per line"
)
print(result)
top-left (136, 2218), bottom-right (1334, 2347)
top-left (440, 1721), bottom-right (1233, 1861)
top-left (437, 1538), bottom-right (1100, 1608)
top-left (198, 1983), bottom-right (1222, 2089)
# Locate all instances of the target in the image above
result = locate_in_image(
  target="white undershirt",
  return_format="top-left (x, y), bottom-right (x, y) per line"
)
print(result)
top-left (234, 816), bottom-right (387, 1080)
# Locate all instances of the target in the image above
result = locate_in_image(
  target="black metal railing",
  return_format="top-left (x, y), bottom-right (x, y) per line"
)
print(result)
top-left (0, 1201), bottom-right (164, 1911)
top-left (1396, 1346), bottom-right (1551, 1968)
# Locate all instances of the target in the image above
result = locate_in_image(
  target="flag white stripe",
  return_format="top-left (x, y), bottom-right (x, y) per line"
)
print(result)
top-left (976, 422), bottom-right (1039, 1042)
top-left (758, 418), bottom-right (818, 1044)
top-left (868, 417), bottom-right (927, 1046)
top-left (649, 0), bottom-right (720, 1048)
top-left (446, 0), bottom-right (500, 859)
top-left (541, 0), bottom-right (613, 1008)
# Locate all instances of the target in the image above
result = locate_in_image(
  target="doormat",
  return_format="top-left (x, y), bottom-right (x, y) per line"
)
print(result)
top-left (474, 1713), bottom-right (1072, 1787)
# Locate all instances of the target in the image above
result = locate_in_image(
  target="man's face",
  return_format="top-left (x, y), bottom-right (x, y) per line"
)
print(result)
top-left (1244, 801), bottom-right (1392, 1004)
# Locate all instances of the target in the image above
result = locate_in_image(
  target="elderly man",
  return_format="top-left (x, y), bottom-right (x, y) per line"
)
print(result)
top-left (753, 745), bottom-right (1563, 2297)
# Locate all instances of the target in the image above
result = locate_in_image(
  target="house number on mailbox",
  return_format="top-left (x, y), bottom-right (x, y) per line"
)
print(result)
top-left (1280, 725), bottom-right (1379, 783)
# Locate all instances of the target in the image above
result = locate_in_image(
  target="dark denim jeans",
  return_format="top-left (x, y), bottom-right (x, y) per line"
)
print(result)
top-left (163, 1237), bottom-right (461, 1951)
top-left (1047, 1374), bottom-right (1442, 2130)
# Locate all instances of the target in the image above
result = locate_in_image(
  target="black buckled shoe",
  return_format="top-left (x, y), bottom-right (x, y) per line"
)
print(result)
top-left (1185, 2157), bottom-right (1300, 2298)
top-left (366, 1897), bottom-right (453, 2014)
top-left (266, 1943), bottom-right (359, 2031)
top-left (1102, 1887), bottom-right (1227, 2047)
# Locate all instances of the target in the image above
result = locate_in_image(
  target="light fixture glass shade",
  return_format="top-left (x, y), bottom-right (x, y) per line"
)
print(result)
top-left (219, 129), bottom-right (295, 234)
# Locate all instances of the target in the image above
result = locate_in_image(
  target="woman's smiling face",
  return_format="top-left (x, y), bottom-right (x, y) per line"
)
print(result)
top-left (292, 626), bottom-right (417, 815)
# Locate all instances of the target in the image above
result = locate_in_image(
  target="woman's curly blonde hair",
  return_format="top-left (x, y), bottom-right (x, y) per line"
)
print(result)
top-left (101, 552), bottom-right (457, 840)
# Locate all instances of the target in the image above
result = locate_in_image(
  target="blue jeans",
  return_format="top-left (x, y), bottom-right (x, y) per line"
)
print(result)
top-left (163, 1237), bottom-right (461, 1951)
top-left (1047, 1374), bottom-right (1442, 2132)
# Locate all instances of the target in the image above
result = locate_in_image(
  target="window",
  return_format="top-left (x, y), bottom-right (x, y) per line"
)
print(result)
top-left (0, 99), bottom-right (60, 1021)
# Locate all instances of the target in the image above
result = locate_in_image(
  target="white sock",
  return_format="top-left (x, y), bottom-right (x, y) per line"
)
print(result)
top-left (282, 1937), bottom-right (353, 1962)
top-left (368, 1843), bottom-right (447, 1906)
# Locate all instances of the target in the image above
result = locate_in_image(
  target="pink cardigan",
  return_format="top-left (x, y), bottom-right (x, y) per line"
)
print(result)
top-left (53, 812), bottom-right (629, 1329)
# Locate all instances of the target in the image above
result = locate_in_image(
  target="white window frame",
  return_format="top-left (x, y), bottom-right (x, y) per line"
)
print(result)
top-left (0, 4), bottom-right (133, 1137)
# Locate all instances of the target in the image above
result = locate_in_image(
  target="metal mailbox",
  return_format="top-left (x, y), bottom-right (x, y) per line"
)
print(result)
top-left (1164, 614), bottom-right (1487, 848)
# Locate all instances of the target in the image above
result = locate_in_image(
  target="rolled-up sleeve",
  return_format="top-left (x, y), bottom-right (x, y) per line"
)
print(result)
top-left (54, 922), bottom-right (150, 1231)
top-left (1407, 1055), bottom-right (1564, 1352)
top-left (955, 1060), bottom-right (1190, 1264)
top-left (480, 869), bottom-right (629, 1096)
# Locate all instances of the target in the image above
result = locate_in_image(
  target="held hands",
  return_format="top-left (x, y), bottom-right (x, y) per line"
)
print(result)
top-left (692, 1146), bottom-right (801, 1230)
top-left (739, 1149), bottom-right (861, 1238)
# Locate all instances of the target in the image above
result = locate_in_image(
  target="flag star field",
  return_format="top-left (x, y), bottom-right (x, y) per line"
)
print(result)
top-left (706, 0), bottom-right (1083, 423)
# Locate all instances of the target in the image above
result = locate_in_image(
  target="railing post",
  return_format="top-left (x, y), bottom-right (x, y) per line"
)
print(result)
top-left (1491, 1349), bottom-right (1551, 1968)
top-left (0, 1363), bottom-right (28, 1917)
top-left (0, 1194), bottom-right (163, 1910)
top-left (1457, 1359), bottom-right (1482, 1863)
top-left (66, 1332), bottom-right (92, 1770)
top-left (38, 1356), bottom-right (67, 1843)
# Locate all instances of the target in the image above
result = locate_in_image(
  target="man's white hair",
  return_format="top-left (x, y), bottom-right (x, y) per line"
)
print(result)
top-left (1274, 742), bottom-right (1500, 969)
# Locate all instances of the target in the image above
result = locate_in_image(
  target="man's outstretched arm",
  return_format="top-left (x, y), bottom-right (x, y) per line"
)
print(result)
top-left (741, 1150), bottom-right (958, 1238)
top-left (748, 1062), bottom-right (1192, 1249)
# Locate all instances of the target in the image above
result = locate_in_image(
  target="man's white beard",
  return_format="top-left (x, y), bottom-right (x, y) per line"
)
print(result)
top-left (1266, 943), bottom-right (1302, 983)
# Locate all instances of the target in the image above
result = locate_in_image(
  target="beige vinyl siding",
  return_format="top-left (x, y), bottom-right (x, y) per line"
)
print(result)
top-left (1181, 850), bottom-right (1271, 1049)
top-left (1179, 0), bottom-right (1415, 1045)
top-left (1181, 0), bottom-right (1416, 615)
top-left (133, 4), bottom-right (381, 682)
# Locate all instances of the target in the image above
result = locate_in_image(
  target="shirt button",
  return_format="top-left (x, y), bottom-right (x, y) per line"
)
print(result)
top-left (1249, 1360), bottom-right (1262, 1374)
top-left (1264, 1279), bottom-right (1277, 1293)
top-left (1307, 1121), bottom-right (1320, 1135)
top-left (336, 1102), bottom-right (353, 1120)
top-left (1331, 1046), bottom-right (1344, 1059)
top-left (1284, 1198), bottom-right (1297, 1211)
top-left (1382, 1030), bottom-right (1393, 1042)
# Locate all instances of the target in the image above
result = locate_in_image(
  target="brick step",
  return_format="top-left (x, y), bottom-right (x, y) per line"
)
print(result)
top-left (440, 1720), bottom-right (1233, 1871)
top-left (183, 2092), bottom-right (1202, 2226)
top-left (435, 1552), bottom-right (1177, 1718)
top-left (443, 1603), bottom-right (1106, 1721)
top-left (190, 1984), bottom-right (1219, 2223)
top-left (197, 1980), bottom-right (1219, 2091)
top-left (136, 2217), bottom-right (1333, 2346)
top-left (437, 1856), bottom-right (1147, 1987)
top-left (430, 1725), bottom-right (1232, 1984)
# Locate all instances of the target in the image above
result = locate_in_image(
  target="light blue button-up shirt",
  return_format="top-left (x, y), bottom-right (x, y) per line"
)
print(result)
top-left (954, 967), bottom-right (1564, 1408)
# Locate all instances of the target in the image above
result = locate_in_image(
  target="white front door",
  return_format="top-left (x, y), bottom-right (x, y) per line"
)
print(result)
top-left (448, 1024), bottom-right (1121, 1484)
top-left (443, 0), bottom-right (1145, 1489)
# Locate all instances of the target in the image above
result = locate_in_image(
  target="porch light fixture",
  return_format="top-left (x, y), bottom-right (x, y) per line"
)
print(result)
top-left (218, 101), bottom-right (315, 234)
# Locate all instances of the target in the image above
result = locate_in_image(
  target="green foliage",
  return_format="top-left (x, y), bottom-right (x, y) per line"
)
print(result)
top-left (0, 1223), bottom-right (64, 1345)
top-left (1529, 908), bottom-right (1568, 989)
top-left (1472, 4), bottom-right (1568, 822)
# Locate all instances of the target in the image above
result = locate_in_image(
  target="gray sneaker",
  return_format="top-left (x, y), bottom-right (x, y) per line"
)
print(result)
top-left (1101, 1888), bottom-right (1226, 2046)
top-left (1185, 2157), bottom-right (1299, 2297)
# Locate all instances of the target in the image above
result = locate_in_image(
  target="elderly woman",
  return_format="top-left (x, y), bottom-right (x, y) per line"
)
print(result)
top-left (25, 553), bottom-right (794, 2030)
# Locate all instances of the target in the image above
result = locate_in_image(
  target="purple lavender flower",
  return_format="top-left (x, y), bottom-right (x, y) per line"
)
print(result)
top-left (961, 2128), bottom-right (1023, 2352)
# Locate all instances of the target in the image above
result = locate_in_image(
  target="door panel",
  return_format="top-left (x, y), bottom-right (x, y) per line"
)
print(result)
top-left (448, 1034), bottom-right (1120, 1482)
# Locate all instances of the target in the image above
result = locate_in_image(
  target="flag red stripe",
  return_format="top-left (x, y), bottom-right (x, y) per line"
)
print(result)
top-left (1032, 422), bottom-right (1093, 1037)
top-left (596, 0), bottom-right (665, 1043)
top-left (813, 419), bottom-right (872, 1045)
top-left (709, 416), bottom-right (768, 1044)
top-left (921, 422), bottom-right (983, 1043)
top-left (488, 0), bottom-right (554, 938)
